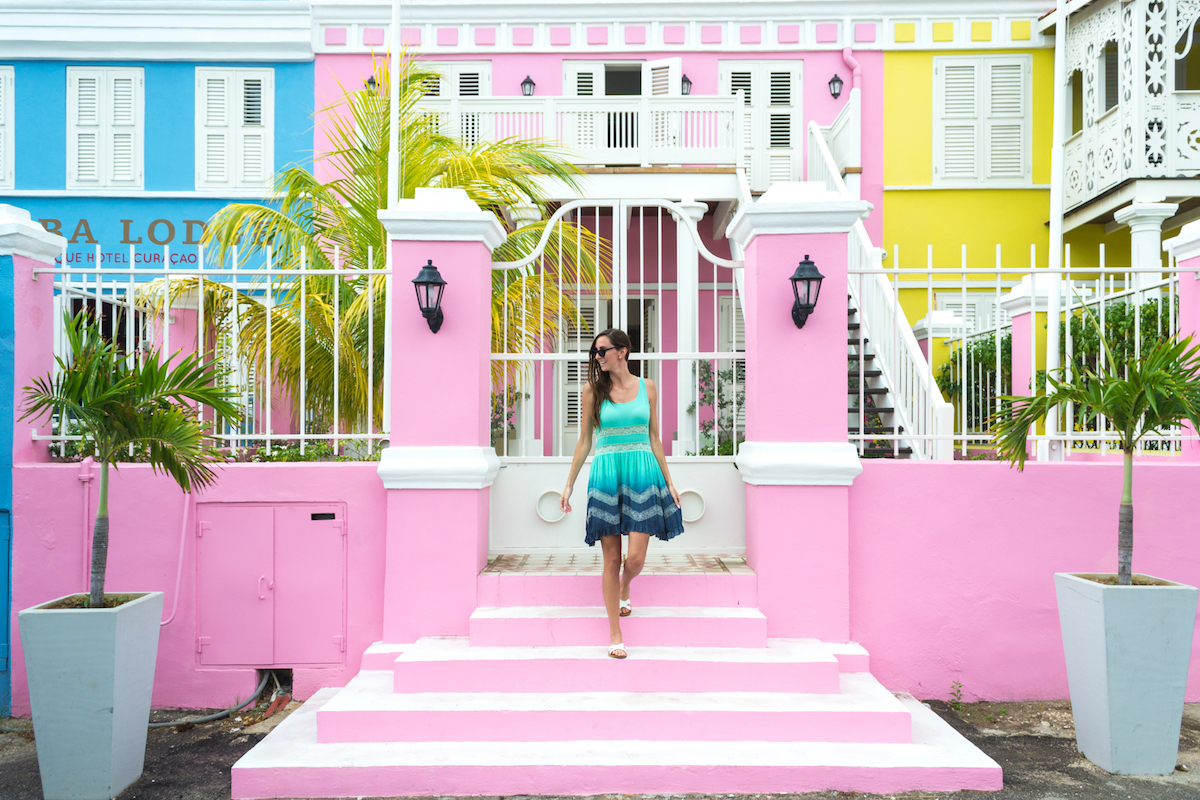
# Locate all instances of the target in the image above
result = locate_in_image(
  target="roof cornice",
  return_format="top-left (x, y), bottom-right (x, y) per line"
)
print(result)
top-left (0, 0), bottom-right (314, 62)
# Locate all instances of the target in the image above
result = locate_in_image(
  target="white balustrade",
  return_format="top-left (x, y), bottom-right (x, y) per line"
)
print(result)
top-left (418, 96), bottom-right (745, 167)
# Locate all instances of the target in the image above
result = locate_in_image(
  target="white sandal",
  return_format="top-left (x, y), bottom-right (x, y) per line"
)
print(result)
top-left (619, 598), bottom-right (632, 617)
top-left (608, 642), bottom-right (628, 659)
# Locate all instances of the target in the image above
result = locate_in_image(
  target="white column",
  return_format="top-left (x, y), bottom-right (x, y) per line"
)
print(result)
top-left (509, 200), bottom-right (543, 456)
top-left (1113, 202), bottom-right (1178, 289)
top-left (674, 199), bottom-right (707, 456)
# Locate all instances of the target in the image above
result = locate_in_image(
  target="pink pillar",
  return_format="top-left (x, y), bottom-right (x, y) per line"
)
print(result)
top-left (729, 184), bottom-right (870, 643)
top-left (1165, 225), bottom-right (1200, 461)
top-left (2, 205), bottom-right (66, 465)
top-left (376, 189), bottom-right (505, 643)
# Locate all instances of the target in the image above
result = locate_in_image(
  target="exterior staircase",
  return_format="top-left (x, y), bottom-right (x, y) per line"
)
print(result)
top-left (849, 297), bottom-right (914, 458)
top-left (232, 556), bottom-right (1001, 797)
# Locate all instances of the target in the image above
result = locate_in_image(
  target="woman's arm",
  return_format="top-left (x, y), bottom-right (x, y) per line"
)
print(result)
top-left (645, 379), bottom-right (681, 508)
top-left (559, 384), bottom-right (596, 513)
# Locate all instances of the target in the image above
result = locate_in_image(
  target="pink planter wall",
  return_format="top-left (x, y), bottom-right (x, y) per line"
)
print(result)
top-left (849, 459), bottom-right (1200, 703)
top-left (9, 456), bottom-right (1200, 712)
top-left (9, 463), bottom-right (387, 716)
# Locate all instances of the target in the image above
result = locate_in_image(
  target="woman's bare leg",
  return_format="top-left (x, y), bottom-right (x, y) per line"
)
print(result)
top-left (621, 532), bottom-right (651, 604)
top-left (600, 535), bottom-right (624, 646)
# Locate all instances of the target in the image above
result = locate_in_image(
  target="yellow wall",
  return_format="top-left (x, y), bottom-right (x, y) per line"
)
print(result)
top-left (882, 48), bottom-right (1133, 324)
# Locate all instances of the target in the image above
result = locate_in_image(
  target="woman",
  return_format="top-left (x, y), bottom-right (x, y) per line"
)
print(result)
top-left (559, 328), bottom-right (684, 659)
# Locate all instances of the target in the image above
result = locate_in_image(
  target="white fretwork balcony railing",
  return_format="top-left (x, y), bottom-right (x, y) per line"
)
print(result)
top-left (418, 96), bottom-right (746, 167)
top-left (1063, 0), bottom-right (1200, 212)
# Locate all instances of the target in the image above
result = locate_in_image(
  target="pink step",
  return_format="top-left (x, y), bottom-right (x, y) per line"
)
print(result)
top-left (468, 606), bottom-right (768, 647)
top-left (477, 570), bottom-right (757, 607)
top-left (236, 690), bottom-right (1001, 798)
top-left (315, 672), bottom-right (912, 744)
top-left (393, 637), bottom-right (841, 694)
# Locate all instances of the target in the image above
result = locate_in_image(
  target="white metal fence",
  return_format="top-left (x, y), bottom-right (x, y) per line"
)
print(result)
top-left (34, 244), bottom-right (391, 458)
top-left (868, 242), bottom-right (1196, 457)
top-left (488, 198), bottom-right (746, 460)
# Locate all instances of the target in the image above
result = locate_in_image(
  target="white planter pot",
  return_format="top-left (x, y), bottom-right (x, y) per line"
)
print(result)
top-left (19, 591), bottom-right (163, 800)
top-left (1055, 572), bottom-right (1198, 775)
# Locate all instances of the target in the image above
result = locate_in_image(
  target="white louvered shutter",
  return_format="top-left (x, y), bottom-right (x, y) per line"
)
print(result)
top-left (197, 71), bottom-right (232, 188)
top-left (766, 66), bottom-right (801, 185)
top-left (196, 68), bottom-right (272, 190)
top-left (643, 58), bottom-right (681, 96)
top-left (985, 60), bottom-right (1027, 180)
top-left (68, 69), bottom-right (103, 187)
top-left (563, 303), bottom-right (601, 430)
top-left (565, 62), bottom-right (604, 97)
top-left (107, 72), bottom-right (140, 186)
top-left (720, 61), bottom-right (802, 191)
top-left (68, 67), bottom-right (143, 189)
top-left (0, 67), bottom-right (12, 188)
top-left (237, 73), bottom-right (271, 187)
top-left (935, 59), bottom-right (980, 181)
top-left (935, 55), bottom-right (1029, 186)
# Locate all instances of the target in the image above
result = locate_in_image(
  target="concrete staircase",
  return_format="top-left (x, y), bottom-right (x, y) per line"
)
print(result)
top-left (232, 561), bottom-right (1001, 797)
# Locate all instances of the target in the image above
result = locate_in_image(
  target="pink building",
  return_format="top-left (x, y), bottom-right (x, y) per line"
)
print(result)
top-left (5, 0), bottom-right (1200, 796)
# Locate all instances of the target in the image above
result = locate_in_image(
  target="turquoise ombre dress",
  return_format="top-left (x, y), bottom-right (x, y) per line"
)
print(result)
top-left (584, 378), bottom-right (685, 546)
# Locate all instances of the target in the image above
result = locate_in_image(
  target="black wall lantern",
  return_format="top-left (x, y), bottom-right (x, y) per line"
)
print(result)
top-left (681, 74), bottom-right (692, 95)
top-left (365, 75), bottom-right (378, 92)
top-left (789, 255), bottom-right (825, 329)
top-left (412, 259), bottom-right (447, 333)
top-left (521, 75), bottom-right (536, 96)
top-left (828, 73), bottom-right (844, 100)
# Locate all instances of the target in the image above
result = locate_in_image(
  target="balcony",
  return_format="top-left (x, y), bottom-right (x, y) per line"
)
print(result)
top-left (417, 96), bottom-right (746, 169)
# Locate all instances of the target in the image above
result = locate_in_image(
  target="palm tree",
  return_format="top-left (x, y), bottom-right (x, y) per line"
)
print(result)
top-left (20, 312), bottom-right (242, 608)
top-left (991, 307), bottom-right (1200, 586)
top-left (160, 55), bottom-right (607, 438)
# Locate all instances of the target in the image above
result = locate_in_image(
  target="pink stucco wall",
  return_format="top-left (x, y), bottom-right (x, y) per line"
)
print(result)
top-left (9, 463), bottom-right (387, 715)
top-left (12, 255), bottom-right (54, 465)
top-left (10, 454), bottom-right (1200, 713)
top-left (311, 50), bottom-right (886, 244)
top-left (850, 459), bottom-right (1200, 703)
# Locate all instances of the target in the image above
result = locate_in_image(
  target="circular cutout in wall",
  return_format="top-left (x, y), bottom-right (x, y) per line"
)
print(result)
top-left (679, 490), bottom-right (705, 523)
top-left (536, 490), bottom-right (567, 523)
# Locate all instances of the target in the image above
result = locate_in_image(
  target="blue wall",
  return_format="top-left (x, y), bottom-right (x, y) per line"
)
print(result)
top-left (0, 254), bottom-right (13, 715)
top-left (13, 60), bottom-right (313, 191)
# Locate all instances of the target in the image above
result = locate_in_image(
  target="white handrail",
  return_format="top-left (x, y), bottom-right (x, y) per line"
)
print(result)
top-left (808, 120), bottom-right (954, 459)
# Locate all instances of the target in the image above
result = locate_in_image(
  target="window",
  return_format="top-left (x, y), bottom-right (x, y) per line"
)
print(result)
top-left (0, 67), bottom-right (12, 189)
top-left (719, 61), bottom-right (802, 191)
top-left (1100, 41), bottom-right (1119, 113)
top-left (933, 55), bottom-right (1031, 186)
top-left (67, 67), bottom-right (143, 190)
top-left (421, 62), bottom-right (490, 98)
top-left (196, 68), bottom-right (274, 190)
top-left (421, 62), bottom-right (490, 146)
top-left (1069, 69), bottom-right (1083, 135)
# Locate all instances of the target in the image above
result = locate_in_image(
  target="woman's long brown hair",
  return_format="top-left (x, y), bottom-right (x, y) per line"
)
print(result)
top-left (587, 328), bottom-right (633, 427)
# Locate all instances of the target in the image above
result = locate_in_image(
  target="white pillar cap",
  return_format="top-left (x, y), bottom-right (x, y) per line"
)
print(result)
top-left (727, 182), bottom-right (871, 247)
top-left (378, 188), bottom-right (506, 249)
top-left (0, 204), bottom-right (67, 263)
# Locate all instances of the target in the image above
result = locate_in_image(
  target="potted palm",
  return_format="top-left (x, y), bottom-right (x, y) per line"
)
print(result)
top-left (17, 311), bottom-right (240, 800)
top-left (991, 309), bottom-right (1200, 775)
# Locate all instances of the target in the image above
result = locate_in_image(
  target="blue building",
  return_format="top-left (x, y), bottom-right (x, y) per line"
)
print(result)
top-left (0, 0), bottom-right (315, 715)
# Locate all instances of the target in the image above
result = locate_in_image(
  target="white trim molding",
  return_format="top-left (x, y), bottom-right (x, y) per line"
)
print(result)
top-left (311, 0), bottom-right (1050, 54)
top-left (728, 182), bottom-right (871, 248)
top-left (378, 188), bottom-right (507, 249)
top-left (0, 1), bottom-right (313, 62)
top-left (1165, 219), bottom-right (1200, 266)
top-left (734, 441), bottom-right (864, 486)
top-left (0, 204), bottom-right (69, 262)
top-left (377, 446), bottom-right (502, 489)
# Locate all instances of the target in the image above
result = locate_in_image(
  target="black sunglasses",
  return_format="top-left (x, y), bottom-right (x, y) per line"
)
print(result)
top-left (591, 346), bottom-right (618, 359)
